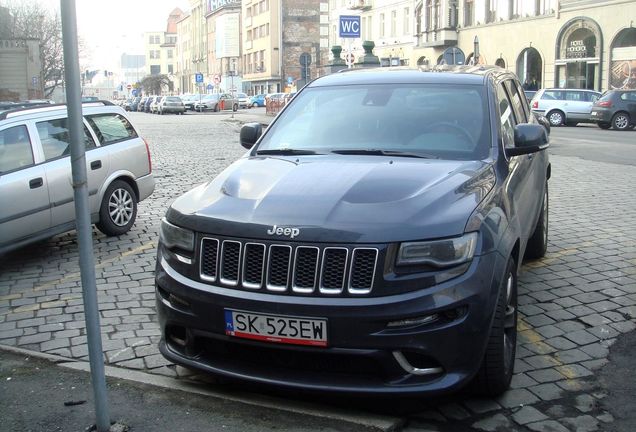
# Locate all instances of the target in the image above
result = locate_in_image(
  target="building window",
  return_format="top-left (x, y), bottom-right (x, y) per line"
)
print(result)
top-left (380, 13), bottom-right (385, 37)
top-left (150, 65), bottom-right (161, 75)
top-left (404, 8), bottom-right (410, 35)
top-left (486, 0), bottom-right (496, 23)
top-left (167, 50), bottom-right (173, 59)
top-left (168, 64), bottom-right (174, 74)
top-left (464, 0), bottom-right (474, 26)
top-left (391, 10), bottom-right (397, 37)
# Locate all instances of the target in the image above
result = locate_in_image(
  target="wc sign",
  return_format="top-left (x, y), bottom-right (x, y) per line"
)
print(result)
top-left (339, 15), bottom-right (360, 38)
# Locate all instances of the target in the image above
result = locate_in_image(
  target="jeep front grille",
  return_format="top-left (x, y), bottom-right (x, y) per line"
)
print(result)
top-left (200, 237), bottom-right (378, 295)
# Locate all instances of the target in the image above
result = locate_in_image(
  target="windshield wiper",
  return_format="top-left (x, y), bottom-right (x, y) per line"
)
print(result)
top-left (256, 148), bottom-right (324, 156)
top-left (331, 149), bottom-right (437, 159)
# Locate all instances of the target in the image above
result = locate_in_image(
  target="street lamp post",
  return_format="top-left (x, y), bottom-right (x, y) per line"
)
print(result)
top-left (474, 36), bottom-right (480, 65)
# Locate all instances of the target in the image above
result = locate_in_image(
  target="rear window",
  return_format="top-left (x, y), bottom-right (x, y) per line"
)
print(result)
top-left (85, 113), bottom-right (138, 144)
top-left (165, 97), bottom-right (181, 102)
top-left (620, 92), bottom-right (636, 101)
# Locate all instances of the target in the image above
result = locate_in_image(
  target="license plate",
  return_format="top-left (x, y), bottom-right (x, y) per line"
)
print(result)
top-left (224, 309), bottom-right (327, 347)
top-left (592, 112), bottom-right (597, 116)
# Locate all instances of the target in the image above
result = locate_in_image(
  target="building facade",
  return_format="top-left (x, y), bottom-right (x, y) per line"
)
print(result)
top-left (0, 38), bottom-right (43, 101)
top-left (143, 8), bottom-right (183, 91)
top-left (206, 0), bottom-right (242, 94)
top-left (412, 0), bottom-right (636, 91)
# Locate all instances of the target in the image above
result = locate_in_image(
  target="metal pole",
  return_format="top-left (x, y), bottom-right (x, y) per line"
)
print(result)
top-left (60, 1), bottom-right (111, 431)
top-left (474, 35), bottom-right (480, 65)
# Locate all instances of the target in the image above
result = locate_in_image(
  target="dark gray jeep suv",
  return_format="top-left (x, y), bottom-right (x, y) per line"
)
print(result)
top-left (155, 66), bottom-right (550, 396)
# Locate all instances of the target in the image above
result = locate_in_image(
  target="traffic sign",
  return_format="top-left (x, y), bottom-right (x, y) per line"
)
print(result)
top-left (207, 84), bottom-right (213, 90)
top-left (213, 74), bottom-right (221, 84)
top-left (287, 76), bottom-right (293, 84)
top-left (126, 84), bottom-right (132, 90)
top-left (344, 52), bottom-right (355, 66)
top-left (195, 73), bottom-right (204, 83)
top-left (339, 15), bottom-right (361, 38)
top-left (131, 89), bottom-right (138, 96)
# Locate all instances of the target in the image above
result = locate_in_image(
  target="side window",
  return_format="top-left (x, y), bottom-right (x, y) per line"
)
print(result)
top-left (565, 91), bottom-right (584, 101)
top-left (589, 93), bottom-right (600, 102)
top-left (36, 118), bottom-right (96, 161)
top-left (542, 90), bottom-right (563, 100)
top-left (85, 114), bottom-right (138, 145)
top-left (0, 125), bottom-right (34, 173)
top-left (504, 80), bottom-right (528, 123)
top-left (497, 83), bottom-right (517, 149)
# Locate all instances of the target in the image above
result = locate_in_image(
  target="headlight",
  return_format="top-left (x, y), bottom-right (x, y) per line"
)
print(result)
top-left (397, 233), bottom-right (478, 268)
top-left (160, 218), bottom-right (195, 252)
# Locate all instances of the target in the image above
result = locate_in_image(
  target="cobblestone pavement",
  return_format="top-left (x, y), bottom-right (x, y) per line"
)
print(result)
top-left (1, 111), bottom-right (635, 431)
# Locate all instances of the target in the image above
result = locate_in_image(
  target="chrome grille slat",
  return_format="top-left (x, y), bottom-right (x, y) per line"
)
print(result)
top-left (199, 238), bottom-right (378, 296)
top-left (200, 238), bottom-right (219, 282)
top-left (220, 240), bottom-right (241, 286)
top-left (349, 248), bottom-right (378, 294)
top-left (267, 245), bottom-right (291, 291)
top-left (292, 246), bottom-right (319, 293)
top-left (320, 247), bottom-right (348, 294)
top-left (242, 243), bottom-right (266, 289)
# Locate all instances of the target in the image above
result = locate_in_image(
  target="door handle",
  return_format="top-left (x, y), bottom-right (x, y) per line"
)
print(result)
top-left (29, 177), bottom-right (43, 189)
top-left (90, 160), bottom-right (102, 170)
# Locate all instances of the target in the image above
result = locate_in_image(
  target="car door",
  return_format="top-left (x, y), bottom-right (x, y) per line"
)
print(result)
top-left (35, 116), bottom-right (110, 228)
top-left (623, 91), bottom-right (636, 120)
top-left (498, 80), bottom-right (540, 242)
top-left (0, 124), bottom-right (51, 247)
top-left (564, 90), bottom-right (592, 121)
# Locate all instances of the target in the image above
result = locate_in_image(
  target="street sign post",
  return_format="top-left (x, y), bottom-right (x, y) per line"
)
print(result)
top-left (195, 73), bottom-right (204, 83)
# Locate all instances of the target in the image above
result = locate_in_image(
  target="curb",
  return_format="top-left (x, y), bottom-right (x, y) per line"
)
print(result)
top-left (1, 344), bottom-right (402, 432)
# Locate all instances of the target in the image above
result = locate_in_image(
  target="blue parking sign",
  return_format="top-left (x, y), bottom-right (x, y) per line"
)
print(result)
top-left (195, 73), bottom-right (204, 83)
top-left (339, 15), bottom-right (360, 38)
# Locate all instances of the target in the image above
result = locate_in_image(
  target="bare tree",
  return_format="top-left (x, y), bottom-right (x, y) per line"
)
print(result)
top-left (140, 74), bottom-right (173, 95)
top-left (4, 1), bottom-right (65, 98)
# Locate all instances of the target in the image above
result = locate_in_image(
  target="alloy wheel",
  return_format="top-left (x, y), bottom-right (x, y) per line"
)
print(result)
top-left (108, 188), bottom-right (134, 226)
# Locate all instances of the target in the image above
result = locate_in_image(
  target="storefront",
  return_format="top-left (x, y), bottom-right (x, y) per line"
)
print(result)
top-left (554, 17), bottom-right (602, 90)
top-left (609, 27), bottom-right (636, 90)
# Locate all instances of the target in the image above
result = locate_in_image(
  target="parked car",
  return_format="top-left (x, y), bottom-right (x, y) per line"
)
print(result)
top-left (181, 94), bottom-right (199, 111)
top-left (81, 96), bottom-right (99, 103)
top-left (590, 89), bottom-right (636, 130)
top-left (137, 97), bottom-right (149, 112)
top-left (0, 101), bottom-right (155, 254)
top-left (156, 66), bottom-right (550, 397)
top-left (150, 96), bottom-right (163, 114)
top-left (130, 97), bottom-right (141, 112)
top-left (530, 88), bottom-right (601, 127)
top-left (249, 94), bottom-right (265, 108)
top-left (143, 96), bottom-right (155, 113)
top-left (236, 93), bottom-right (250, 109)
top-left (122, 99), bottom-right (133, 111)
top-left (158, 96), bottom-right (186, 115)
top-left (194, 93), bottom-right (238, 112)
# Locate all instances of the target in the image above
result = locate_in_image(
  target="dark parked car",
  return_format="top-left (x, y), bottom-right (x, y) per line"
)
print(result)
top-left (156, 66), bottom-right (550, 397)
top-left (590, 89), bottom-right (636, 130)
top-left (137, 97), bottom-right (148, 112)
top-left (130, 97), bottom-right (141, 112)
top-left (143, 96), bottom-right (155, 113)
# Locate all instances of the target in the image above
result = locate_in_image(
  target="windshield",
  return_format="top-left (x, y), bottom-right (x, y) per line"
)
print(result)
top-left (257, 84), bottom-right (491, 160)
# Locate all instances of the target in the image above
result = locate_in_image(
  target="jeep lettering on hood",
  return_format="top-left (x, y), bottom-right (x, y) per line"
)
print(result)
top-left (267, 225), bottom-right (300, 239)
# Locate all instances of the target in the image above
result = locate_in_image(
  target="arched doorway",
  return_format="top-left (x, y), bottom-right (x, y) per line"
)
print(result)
top-left (516, 47), bottom-right (542, 89)
top-left (495, 57), bottom-right (506, 68)
top-left (417, 56), bottom-right (430, 66)
top-left (610, 28), bottom-right (636, 89)
top-left (555, 17), bottom-right (602, 90)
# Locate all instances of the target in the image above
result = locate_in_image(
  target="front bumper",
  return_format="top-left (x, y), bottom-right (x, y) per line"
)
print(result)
top-left (155, 249), bottom-right (506, 395)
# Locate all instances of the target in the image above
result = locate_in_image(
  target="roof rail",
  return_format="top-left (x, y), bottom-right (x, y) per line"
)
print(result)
top-left (0, 100), bottom-right (116, 121)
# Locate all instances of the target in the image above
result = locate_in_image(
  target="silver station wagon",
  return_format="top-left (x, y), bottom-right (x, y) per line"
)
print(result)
top-left (0, 102), bottom-right (155, 254)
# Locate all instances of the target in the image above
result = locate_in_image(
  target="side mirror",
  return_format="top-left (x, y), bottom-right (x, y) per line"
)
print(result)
top-left (506, 123), bottom-right (549, 157)
top-left (240, 122), bottom-right (263, 149)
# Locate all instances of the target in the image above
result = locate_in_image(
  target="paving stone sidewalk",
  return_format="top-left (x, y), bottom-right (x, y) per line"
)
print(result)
top-left (1, 113), bottom-right (635, 431)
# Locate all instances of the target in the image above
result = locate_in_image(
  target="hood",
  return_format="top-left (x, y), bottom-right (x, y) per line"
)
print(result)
top-left (168, 155), bottom-right (495, 243)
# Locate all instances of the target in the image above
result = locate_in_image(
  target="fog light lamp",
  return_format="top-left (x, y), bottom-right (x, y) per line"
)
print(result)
top-left (387, 314), bottom-right (439, 328)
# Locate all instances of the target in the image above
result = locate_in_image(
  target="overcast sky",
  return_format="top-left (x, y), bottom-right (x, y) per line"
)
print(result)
top-left (35, 0), bottom-right (190, 70)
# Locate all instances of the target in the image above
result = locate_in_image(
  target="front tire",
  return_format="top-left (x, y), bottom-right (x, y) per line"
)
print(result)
top-left (96, 180), bottom-right (137, 236)
top-left (525, 182), bottom-right (549, 259)
top-left (547, 110), bottom-right (564, 126)
top-left (471, 257), bottom-right (518, 396)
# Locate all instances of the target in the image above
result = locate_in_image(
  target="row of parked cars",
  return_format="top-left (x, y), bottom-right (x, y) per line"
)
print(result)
top-left (530, 88), bottom-right (636, 130)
